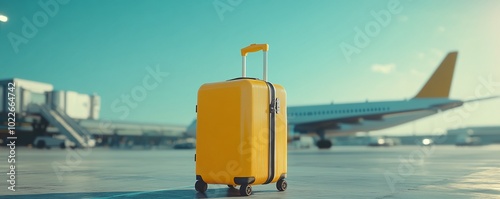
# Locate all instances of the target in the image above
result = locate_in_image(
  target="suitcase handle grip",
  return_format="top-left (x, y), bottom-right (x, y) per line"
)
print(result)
top-left (241, 44), bottom-right (269, 81)
top-left (241, 44), bottom-right (269, 56)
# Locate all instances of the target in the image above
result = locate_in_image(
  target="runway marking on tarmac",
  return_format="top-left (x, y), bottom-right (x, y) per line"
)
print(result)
top-left (90, 185), bottom-right (193, 199)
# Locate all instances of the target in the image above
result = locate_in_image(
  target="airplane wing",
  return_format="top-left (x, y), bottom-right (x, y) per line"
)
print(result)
top-left (463, 96), bottom-right (499, 103)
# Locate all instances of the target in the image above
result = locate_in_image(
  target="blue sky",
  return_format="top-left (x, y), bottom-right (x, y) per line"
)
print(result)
top-left (1, 0), bottom-right (499, 135)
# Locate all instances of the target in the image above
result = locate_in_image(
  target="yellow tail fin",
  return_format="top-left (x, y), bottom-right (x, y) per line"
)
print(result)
top-left (414, 52), bottom-right (458, 98)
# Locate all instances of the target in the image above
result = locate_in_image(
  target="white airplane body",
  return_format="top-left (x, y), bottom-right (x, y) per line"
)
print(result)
top-left (288, 98), bottom-right (462, 135)
top-left (187, 52), bottom-right (497, 149)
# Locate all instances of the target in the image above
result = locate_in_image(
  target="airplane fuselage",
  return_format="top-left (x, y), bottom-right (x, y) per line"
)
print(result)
top-left (287, 98), bottom-right (463, 136)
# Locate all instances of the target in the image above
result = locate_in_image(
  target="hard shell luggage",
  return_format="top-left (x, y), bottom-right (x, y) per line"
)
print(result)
top-left (195, 44), bottom-right (288, 196)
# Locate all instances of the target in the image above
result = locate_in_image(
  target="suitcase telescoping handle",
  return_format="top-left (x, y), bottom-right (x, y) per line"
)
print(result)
top-left (241, 43), bottom-right (269, 81)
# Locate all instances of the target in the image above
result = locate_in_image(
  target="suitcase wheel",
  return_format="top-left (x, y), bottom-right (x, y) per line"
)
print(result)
top-left (195, 180), bottom-right (207, 193)
top-left (276, 179), bottom-right (287, 192)
top-left (239, 184), bottom-right (252, 196)
top-left (227, 185), bottom-right (237, 189)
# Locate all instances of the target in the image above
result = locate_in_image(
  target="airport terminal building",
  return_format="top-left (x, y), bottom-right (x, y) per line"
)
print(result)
top-left (0, 78), bottom-right (187, 148)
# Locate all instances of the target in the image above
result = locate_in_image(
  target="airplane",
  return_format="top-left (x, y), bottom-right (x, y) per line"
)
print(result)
top-left (186, 52), bottom-right (498, 149)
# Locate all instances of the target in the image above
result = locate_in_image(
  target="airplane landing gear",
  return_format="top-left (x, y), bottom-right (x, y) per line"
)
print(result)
top-left (316, 130), bottom-right (332, 149)
top-left (316, 139), bottom-right (332, 149)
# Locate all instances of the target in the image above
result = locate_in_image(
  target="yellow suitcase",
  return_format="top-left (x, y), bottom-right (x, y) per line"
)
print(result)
top-left (195, 44), bottom-right (288, 196)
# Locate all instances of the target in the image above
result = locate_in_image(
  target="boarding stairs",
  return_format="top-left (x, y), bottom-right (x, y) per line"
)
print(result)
top-left (38, 104), bottom-right (95, 148)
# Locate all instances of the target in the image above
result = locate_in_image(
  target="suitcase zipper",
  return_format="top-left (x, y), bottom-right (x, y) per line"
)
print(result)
top-left (264, 82), bottom-right (277, 184)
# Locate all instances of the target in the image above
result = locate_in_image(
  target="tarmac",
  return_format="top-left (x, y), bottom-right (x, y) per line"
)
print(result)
top-left (1, 145), bottom-right (499, 198)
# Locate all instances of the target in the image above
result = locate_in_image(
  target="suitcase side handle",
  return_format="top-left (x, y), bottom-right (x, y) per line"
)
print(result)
top-left (241, 43), bottom-right (269, 81)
